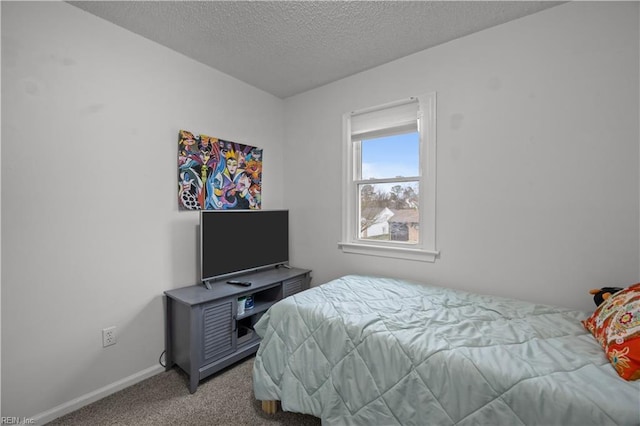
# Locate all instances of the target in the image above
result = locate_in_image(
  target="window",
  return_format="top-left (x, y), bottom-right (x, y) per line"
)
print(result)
top-left (339, 93), bottom-right (438, 262)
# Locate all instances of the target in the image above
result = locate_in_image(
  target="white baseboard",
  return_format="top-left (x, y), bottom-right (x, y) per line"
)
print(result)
top-left (32, 364), bottom-right (165, 424)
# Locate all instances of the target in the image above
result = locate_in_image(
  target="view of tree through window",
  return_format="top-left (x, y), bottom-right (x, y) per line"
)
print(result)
top-left (358, 132), bottom-right (420, 243)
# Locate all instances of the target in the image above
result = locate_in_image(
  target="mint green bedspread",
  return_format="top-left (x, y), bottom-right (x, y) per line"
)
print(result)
top-left (252, 275), bottom-right (640, 425)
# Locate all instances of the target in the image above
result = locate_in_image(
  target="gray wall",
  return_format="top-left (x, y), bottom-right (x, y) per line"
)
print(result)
top-left (284, 1), bottom-right (639, 312)
top-left (1, 1), bottom-right (285, 420)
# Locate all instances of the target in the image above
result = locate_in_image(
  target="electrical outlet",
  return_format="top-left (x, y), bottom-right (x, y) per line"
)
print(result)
top-left (102, 326), bottom-right (117, 347)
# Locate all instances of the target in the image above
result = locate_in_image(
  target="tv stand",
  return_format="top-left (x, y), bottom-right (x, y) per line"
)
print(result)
top-left (277, 264), bottom-right (291, 269)
top-left (164, 267), bottom-right (311, 393)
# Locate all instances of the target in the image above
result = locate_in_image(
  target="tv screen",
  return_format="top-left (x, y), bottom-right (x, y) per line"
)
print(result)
top-left (200, 210), bottom-right (289, 282)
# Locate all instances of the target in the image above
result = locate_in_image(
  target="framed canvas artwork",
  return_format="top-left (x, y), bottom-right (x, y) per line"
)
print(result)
top-left (178, 129), bottom-right (262, 210)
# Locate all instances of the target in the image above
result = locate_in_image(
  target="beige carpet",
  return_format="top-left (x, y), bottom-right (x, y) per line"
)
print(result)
top-left (47, 356), bottom-right (320, 425)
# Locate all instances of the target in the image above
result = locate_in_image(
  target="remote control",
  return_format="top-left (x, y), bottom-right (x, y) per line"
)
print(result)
top-left (227, 280), bottom-right (252, 286)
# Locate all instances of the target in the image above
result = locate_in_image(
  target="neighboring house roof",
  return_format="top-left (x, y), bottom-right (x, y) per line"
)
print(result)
top-left (362, 207), bottom-right (394, 224)
top-left (389, 209), bottom-right (419, 224)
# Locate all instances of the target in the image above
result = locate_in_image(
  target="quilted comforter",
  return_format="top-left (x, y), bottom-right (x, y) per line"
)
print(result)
top-left (252, 275), bottom-right (640, 425)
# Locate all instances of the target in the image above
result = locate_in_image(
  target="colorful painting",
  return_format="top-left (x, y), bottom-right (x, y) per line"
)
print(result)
top-left (178, 129), bottom-right (262, 210)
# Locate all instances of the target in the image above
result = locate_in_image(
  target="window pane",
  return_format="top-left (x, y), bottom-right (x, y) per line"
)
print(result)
top-left (358, 182), bottom-right (419, 244)
top-left (361, 132), bottom-right (419, 180)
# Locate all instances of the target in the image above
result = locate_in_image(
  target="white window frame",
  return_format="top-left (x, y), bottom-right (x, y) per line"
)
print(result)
top-left (338, 92), bottom-right (439, 262)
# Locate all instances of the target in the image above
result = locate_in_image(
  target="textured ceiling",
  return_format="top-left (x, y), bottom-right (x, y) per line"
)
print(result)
top-left (68, 1), bottom-right (563, 99)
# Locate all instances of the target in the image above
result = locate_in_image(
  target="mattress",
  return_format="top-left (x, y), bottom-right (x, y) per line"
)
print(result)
top-left (252, 275), bottom-right (640, 425)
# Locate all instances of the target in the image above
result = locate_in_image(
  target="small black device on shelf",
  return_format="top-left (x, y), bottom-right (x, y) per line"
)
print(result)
top-left (227, 280), bottom-right (252, 286)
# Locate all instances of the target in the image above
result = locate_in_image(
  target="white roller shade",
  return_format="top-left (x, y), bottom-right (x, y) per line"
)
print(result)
top-left (350, 98), bottom-right (419, 140)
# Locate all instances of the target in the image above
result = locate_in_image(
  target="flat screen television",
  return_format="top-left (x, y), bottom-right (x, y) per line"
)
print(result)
top-left (200, 210), bottom-right (289, 284)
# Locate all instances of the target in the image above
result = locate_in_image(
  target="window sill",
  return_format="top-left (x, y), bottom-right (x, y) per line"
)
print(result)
top-left (338, 242), bottom-right (439, 262)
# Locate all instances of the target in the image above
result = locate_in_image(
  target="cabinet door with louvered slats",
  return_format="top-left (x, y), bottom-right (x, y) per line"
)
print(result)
top-left (283, 276), bottom-right (306, 298)
top-left (201, 299), bottom-right (235, 364)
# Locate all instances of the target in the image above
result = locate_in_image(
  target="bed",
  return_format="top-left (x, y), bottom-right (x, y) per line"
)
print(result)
top-left (252, 275), bottom-right (640, 425)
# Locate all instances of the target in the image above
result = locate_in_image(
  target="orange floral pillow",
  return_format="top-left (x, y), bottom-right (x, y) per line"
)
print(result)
top-left (582, 283), bottom-right (640, 380)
